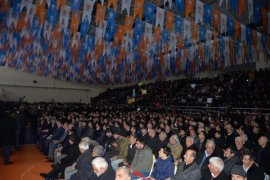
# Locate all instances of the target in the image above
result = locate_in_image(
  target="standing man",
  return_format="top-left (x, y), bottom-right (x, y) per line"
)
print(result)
top-left (0, 105), bottom-right (15, 165)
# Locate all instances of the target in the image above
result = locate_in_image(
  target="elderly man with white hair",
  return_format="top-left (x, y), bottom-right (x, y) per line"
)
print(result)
top-left (92, 157), bottom-right (115, 180)
top-left (202, 157), bottom-right (229, 180)
top-left (64, 138), bottom-right (92, 180)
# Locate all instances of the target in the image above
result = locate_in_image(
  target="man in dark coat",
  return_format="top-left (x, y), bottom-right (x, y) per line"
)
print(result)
top-left (91, 157), bottom-right (115, 180)
top-left (40, 135), bottom-right (80, 179)
top-left (0, 106), bottom-right (16, 165)
top-left (173, 148), bottom-right (201, 180)
top-left (242, 151), bottom-right (265, 180)
top-left (257, 136), bottom-right (270, 177)
top-left (202, 157), bottom-right (229, 180)
top-left (223, 146), bottom-right (241, 176)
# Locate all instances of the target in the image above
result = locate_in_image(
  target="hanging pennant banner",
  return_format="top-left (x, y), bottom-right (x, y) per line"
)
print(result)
top-left (59, 5), bottom-right (70, 29)
top-left (212, 9), bottom-right (220, 32)
top-left (220, 13), bottom-right (227, 34)
top-left (185, 0), bottom-right (195, 17)
top-left (57, 0), bottom-right (66, 10)
top-left (122, 0), bottom-right (131, 15)
top-left (253, 1), bottom-right (262, 25)
top-left (165, 11), bottom-right (174, 32)
top-left (240, 24), bottom-right (246, 43)
top-left (195, 0), bottom-right (204, 24)
top-left (145, 2), bottom-right (155, 25)
top-left (70, 11), bottom-right (82, 34)
top-left (234, 20), bottom-right (240, 41)
top-left (175, 16), bottom-right (183, 34)
top-left (199, 26), bottom-right (206, 41)
top-left (176, 0), bottom-right (185, 16)
top-left (183, 19), bottom-right (191, 45)
top-left (108, 0), bottom-right (118, 11)
top-left (96, 4), bottom-right (106, 25)
top-left (164, 0), bottom-right (172, 9)
top-left (262, 7), bottom-right (268, 32)
top-left (156, 7), bottom-right (165, 30)
top-left (227, 16), bottom-right (234, 37)
top-left (71, 0), bottom-right (82, 12)
top-left (144, 22), bottom-right (153, 43)
top-left (83, 0), bottom-right (94, 23)
top-left (191, 22), bottom-right (198, 42)
top-left (246, 27), bottom-right (252, 45)
top-left (219, 0), bottom-right (228, 9)
top-left (204, 5), bottom-right (212, 27)
top-left (238, 0), bottom-right (245, 16)
top-left (133, 0), bottom-right (144, 19)
top-left (247, 0), bottom-right (253, 23)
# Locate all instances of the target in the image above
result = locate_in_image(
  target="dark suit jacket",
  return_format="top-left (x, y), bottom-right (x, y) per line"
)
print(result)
top-left (125, 144), bottom-right (137, 165)
top-left (203, 171), bottom-right (229, 180)
top-left (173, 162), bottom-right (201, 180)
top-left (92, 168), bottom-right (115, 180)
top-left (71, 149), bottom-right (92, 180)
top-left (196, 152), bottom-right (215, 179)
top-left (247, 163), bottom-right (265, 180)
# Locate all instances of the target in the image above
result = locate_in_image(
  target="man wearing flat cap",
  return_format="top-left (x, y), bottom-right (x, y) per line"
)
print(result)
top-left (231, 165), bottom-right (247, 180)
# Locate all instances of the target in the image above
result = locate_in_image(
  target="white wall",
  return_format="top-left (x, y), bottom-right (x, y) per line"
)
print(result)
top-left (0, 67), bottom-right (108, 103)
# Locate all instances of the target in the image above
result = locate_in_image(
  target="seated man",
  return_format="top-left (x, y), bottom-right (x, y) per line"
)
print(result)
top-left (64, 138), bottom-right (92, 180)
top-left (92, 157), bottom-right (115, 180)
top-left (115, 166), bottom-right (132, 180)
top-left (231, 165), bottom-right (247, 180)
top-left (174, 148), bottom-right (201, 180)
top-left (40, 135), bottom-right (80, 179)
top-left (130, 137), bottom-right (153, 178)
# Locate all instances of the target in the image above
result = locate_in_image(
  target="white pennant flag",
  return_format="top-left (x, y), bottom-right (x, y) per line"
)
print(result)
top-left (83, 0), bottom-right (94, 22)
top-left (144, 22), bottom-right (153, 43)
top-left (164, 0), bottom-right (172, 9)
top-left (240, 24), bottom-right (246, 43)
top-left (257, 32), bottom-right (262, 51)
top-left (156, 7), bottom-right (165, 30)
top-left (169, 32), bottom-right (176, 51)
top-left (184, 20), bottom-right (191, 40)
top-left (220, 13), bottom-right (227, 34)
top-left (44, 21), bottom-right (52, 41)
top-left (195, 0), bottom-right (204, 24)
top-left (25, 4), bottom-right (36, 24)
top-left (122, 0), bottom-right (132, 16)
top-left (247, 0), bottom-right (253, 23)
top-left (20, 0), bottom-right (33, 12)
top-left (72, 32), bottom-right (81, 48)
top-left (47, 0), bottom-right (51, 7)
top-left (59, 5), bottom-right (71, 29)
top-left (219, 0), bottom-right (228, 9)
top-left (7, 10), bottom-right (19, 28)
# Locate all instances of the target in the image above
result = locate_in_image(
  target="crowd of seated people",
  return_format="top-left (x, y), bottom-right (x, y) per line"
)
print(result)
top-left (93, 68), bottom-right (270, 108)
top-left (31, 102), bottom-right (270, 180)
top-left (0, 69), bottom-right (270, 180)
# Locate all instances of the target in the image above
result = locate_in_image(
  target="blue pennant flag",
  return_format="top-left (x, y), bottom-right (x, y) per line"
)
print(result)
top-left (227, 17), bottom-right (234, 37)
top-left (145, 2), bottom-right (155, 24)
top-left (71, 0), bottom-right (82, 12)
top-left (12, 0), bottom-right (21, 14)
top-left (133, 19), bottom-right (144, 46)
top-left (107, 9), bottom-right (116, 25)
top-left (253, 1), bottom-right (262, 25)
top-left (105, 23), bottom-right (116, 42)
top-left (87, 35), bottom-right (95, 52)
top-left (246, 27), bottom-right (252, 45)
top-left (31, 16), bottom-right (41, 38)
top-left (199, 26), bottom-right (206, 41)
top-left (261, 34), bottom-right (266, 51)
top-left (162, 29), bottom-right (169, 43)
top-left (62, 29), bottom-right (70, 49)
top-left (234, 41), bottom-right (239, 60)
top-left (230, 0), bottom-right (238, 15)
top-left (174, 16), bottom-right (183, 34)
top-left (176, 0), bottom-right (185, 16)
top-left (204, 5), bottom-right (212, 26)
top-left (47, 0), bottom-right (57, 25)
top-left (80, 18), bottom-right (90, 38)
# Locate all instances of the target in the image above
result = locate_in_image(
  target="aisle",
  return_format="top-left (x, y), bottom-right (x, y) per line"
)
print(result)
top-left (0, 144), bottom-right (51, 180)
